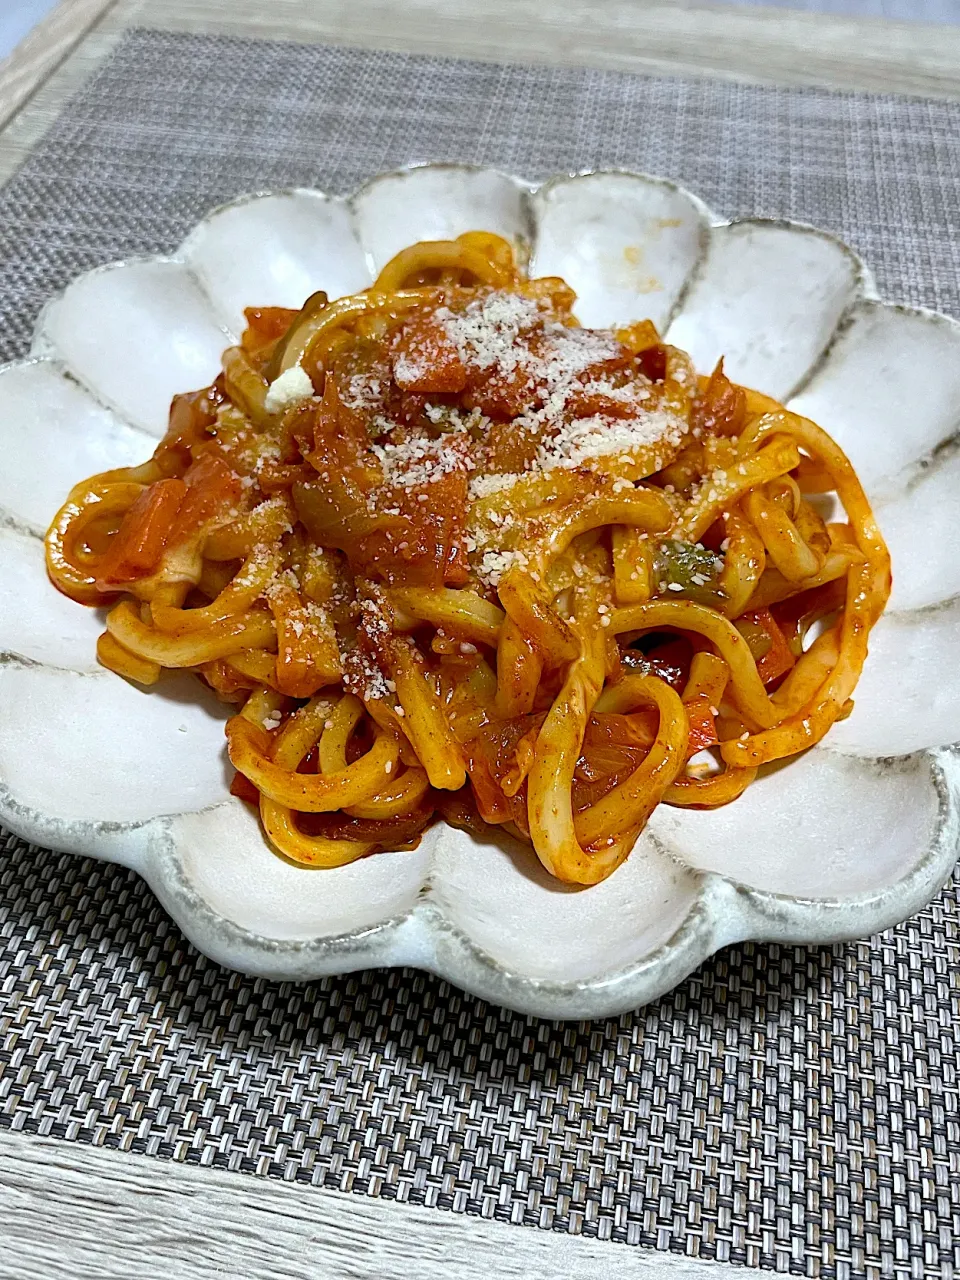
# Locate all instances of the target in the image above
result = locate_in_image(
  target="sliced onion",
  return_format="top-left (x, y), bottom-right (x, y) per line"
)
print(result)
top-left (264, 290), bottom-right (329, 380)
top-left (221, 346), bottom-right (272, 428)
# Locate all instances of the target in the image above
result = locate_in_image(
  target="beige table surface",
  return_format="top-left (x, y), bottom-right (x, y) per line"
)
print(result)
top-left (0, 1), bottom-right (959, 1276)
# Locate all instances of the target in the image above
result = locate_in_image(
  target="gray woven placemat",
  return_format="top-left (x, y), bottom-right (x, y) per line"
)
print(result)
top-left (2, 29), bottom-right (960, 1279)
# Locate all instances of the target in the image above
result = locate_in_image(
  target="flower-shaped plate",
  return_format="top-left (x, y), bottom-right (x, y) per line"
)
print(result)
top-left (1, 165), bottom-right (958, 1019)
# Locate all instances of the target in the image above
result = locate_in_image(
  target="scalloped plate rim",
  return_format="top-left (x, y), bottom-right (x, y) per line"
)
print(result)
top-left (139, 744), bottom-right (960, 1018)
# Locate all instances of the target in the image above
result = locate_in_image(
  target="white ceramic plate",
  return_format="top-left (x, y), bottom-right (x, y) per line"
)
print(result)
top-left (1, 165), bottom-right (958, 1019)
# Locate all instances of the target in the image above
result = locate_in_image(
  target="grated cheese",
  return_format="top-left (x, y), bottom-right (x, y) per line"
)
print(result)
top-left (436, 292), bottom-right (540, 372)
top-left (476, 547), bottom-right (530, 588)
top-left (340, 373), bottom-right (383, 412)
top-left (534, 408), bottom-right (684, 473)
top-left (291, 290), bottom-right (694, 599)
top-left (424, 403), bottom-right (488, 434)
top-left (440, 292), bottom-right (686, 490)
top-left (264, 365), bottom-right (314, 414)
top-left (469, 472), bottom-right (520, 500)
top-left (393, 353), bottom-right (427, 386)
top-left (372, 434), bottom-right (473, 490)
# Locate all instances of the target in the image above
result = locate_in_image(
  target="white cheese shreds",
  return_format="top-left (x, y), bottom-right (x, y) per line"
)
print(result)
top-left (580, 377), bottom-right (650, 404)
top-left (535, 408), bottom-right (684, 473)
top-left (340, 373), bottom-right (383, 412)
top-left (342, 645), bottom-right (389, 702)
top-left (437, 292), bottom-right (686, 494)
top-left (468, 472), bottom-right (520, 500)
top-left (529, 326), bottom-right (624, 421)
top-left (264, 365), bottom-right (314, 414)
top-left (363, 660), bottom-right (390, 701)
top-left (424, 403), bottom-right (488, 434)
top-left (372, 434), bottom-right (473, 490)
top-left (340, 593), bottom-right (393, 702)
top-left (393, 353), bottom-right (427, 387)
top-left (477, 548), bottom-right (529, 588)
top-left (437, 292), bottom-right (539, 372)
top-left (265, 290), bottom-right (693, 601)
top-left (438, 291), bottom-right (692, 591)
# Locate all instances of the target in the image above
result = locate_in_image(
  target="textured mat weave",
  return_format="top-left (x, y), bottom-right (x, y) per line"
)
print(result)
top-left (1, 29), bottom-right (960, 1279)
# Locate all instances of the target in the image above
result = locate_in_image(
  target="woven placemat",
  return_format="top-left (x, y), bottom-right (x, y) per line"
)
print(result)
top-left (2, 29), bottom-right (960, 1278)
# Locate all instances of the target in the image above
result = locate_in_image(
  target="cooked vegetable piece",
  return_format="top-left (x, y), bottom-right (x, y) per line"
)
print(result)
top-left (94, 478), bottom-right (186, 589)
top-left (684, 694), bottom-right (719, 755)
top-left (393, 314), bottom-right (467, 393)
top-left (736, 607), bottom-right (795, 685)
top-left (692, 358), bottom-right (747, 437)
top-left (654, 538), bottom-right (725, 604)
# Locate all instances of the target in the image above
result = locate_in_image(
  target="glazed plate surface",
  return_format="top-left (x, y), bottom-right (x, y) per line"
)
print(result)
top-left (1, 165), bottom-right (958, 1018)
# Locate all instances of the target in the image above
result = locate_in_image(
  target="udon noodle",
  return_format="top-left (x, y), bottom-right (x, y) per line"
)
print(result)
top-left (46, 232), bottom-right (890, 884)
